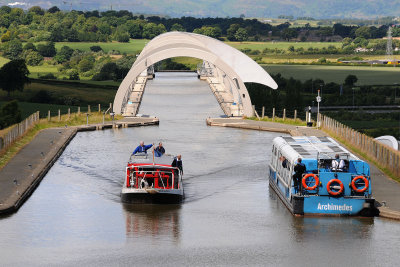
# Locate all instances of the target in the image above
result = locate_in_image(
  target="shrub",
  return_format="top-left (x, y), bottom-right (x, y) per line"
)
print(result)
top-left (3, 39), bottom-right (22, 60)
top-left (30, 90), bottom-right (54, 103)
top-left (68, 69), bottom-right (80, 80)
top-left (0, 100), bottom-right (22, 129)
top-left (90, 45), bottom-right (103, 52)
top-left (38, 73), bottom-right (57, 79)
top-left (23, 42), bottom-right (36, 51)
top-left (78, 58), bottom-right (94, 73)
top-left (37, 41), bottom-right (56, 57)
top-left (25, 50), bottom-right (43, 66)
top-left (115, 32), bottom-right (130, 42)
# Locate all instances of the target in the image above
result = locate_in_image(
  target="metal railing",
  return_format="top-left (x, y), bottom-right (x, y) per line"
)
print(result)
top-left (128, 170), bottom-right (177, 189)
top-left (253, 106), bottom-right (307, 122)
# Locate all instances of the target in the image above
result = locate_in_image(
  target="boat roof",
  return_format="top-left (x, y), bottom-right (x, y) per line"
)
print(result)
top-left (273, 136), bottom-right (360, 163)
top-left (128, 153), bottom-right (176, 168)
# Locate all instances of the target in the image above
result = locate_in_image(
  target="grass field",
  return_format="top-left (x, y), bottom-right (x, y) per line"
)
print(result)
top-left (172, 57), bottom-right (202, 70)
top-left (0, 80), bottom-right (117, 106)
top-left (28, 63), bottom-right (59, 77)
top-left (54, 40), bottom-right (342, 54)
top-left (53, 39), bottom-right (148, 54)
top-left (259, 54), bottom-right (398, 64)
top-left (227, 41), bottom-right (342, 51)
top-left (64, 80), bottom-right (121, 86)
top-left (0, 57), bottom-right (9, 66)
top-left (0, 57), bottom-right (61, 78)
top-left (263, 64), bottom-right (400, 85)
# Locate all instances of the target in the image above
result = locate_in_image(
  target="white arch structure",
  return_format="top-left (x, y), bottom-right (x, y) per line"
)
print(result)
top-left (113, 32), bottom-right (278, 117)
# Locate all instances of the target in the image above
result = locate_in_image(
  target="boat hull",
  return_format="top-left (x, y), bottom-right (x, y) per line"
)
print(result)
top-left (268, 166), bottom-right (377, 216)
top-left (121, 189), bottom-right (184, 204)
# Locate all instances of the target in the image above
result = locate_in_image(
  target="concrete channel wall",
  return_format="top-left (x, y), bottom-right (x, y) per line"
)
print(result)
top-left (0, 117), bottom-right (159, 215)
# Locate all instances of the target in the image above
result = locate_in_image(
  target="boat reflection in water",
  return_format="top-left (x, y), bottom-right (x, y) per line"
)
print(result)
top-left (290, 216), bottom-right (374, 241)
top-left (268, 187), bottom-right (374, 241)
top-left (123, 204), bottom-right (181, 241)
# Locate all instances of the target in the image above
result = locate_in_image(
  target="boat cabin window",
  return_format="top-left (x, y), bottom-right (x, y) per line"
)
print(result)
top-left (271, 145), bottom-right (279, 169)
top-left (277, 153), bottom-right (291, 184)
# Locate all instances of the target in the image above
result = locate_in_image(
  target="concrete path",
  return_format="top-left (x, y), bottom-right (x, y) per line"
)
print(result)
top-left (0, 127), bottom-right (77, 214)
top-left (207, 118), bottom-right (400, 219)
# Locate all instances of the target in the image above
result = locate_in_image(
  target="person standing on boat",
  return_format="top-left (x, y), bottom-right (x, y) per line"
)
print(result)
top-left (155, 142), bottom-right (165, 157)
top-left (331, 154), bottom-right (345, 171)
top-left (172, 155), bottom-right (183, 173)
top-left (293, 158), bottom-right (306, 193)
top-left (132, 141), bottom-right (153, 155)
top-left (172, 155), bottom-right (183, 188)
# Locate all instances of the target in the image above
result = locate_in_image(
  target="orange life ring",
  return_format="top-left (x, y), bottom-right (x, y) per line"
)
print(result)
top-left (327, 179), bottom-right (344, 196)
top-left (351, 176), bottom-right (369, 193)
top-left (302, 174), bottom-right (319, 190)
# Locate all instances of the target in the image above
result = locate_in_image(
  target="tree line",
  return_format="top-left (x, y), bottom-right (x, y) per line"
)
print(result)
top-left (0, 5), bottom-right (396, 45)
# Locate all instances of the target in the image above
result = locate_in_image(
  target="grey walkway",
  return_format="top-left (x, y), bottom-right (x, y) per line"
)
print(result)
top-left (207, 118), bottom-right (400, 217)
top-left (0, 128), bottom-right (77, 213)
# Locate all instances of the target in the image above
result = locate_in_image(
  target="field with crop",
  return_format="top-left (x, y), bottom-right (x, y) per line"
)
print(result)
top-left (263, 64), bottom-right (400, 85)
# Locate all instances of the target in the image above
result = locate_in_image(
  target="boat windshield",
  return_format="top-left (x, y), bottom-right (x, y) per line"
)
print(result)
top-left (130, 152), bottom-right (149, 159)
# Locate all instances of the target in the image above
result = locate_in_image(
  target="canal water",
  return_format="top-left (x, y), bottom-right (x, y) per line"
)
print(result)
top-left (1, 73), bottom-right (399, 266)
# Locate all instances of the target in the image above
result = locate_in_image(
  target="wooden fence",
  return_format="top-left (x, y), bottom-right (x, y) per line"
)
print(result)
top-left (320, 114), bottom-right (400, 179)
top-left (0, 111), bottom-right (40, 151)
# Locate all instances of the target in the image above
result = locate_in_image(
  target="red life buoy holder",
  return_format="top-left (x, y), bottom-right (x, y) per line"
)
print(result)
top-left (351, 176), bottom-right (369, 193)
top-left (302, 174), bottom-right (319, 190)
top-left (327, 179), bottom-right (344, 196)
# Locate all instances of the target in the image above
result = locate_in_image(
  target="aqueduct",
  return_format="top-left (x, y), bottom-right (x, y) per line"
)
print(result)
top-left (113, 32), bottom-right (278, 117)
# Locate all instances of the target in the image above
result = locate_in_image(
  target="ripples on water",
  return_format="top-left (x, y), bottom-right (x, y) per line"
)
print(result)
top-left (0, 73), bottom-right (399, 266)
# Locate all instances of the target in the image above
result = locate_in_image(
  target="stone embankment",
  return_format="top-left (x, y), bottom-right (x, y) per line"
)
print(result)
top-left (0, 117), bottom-right (158, 215)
